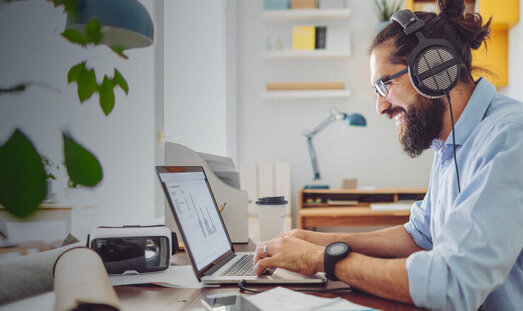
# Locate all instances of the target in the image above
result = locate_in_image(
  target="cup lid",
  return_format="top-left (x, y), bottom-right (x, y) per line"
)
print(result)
top-left (255, 196), bottom-right (288, 205)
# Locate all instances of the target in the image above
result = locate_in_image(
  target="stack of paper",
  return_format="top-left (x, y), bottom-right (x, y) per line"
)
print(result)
top-left (246, 287), bottom-right (372, 311)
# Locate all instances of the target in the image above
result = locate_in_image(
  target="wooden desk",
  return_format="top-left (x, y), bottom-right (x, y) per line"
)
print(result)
top-left (298, 188), bottom-right (426, 229)
top-left (114, 241), bottom-right (421, 311)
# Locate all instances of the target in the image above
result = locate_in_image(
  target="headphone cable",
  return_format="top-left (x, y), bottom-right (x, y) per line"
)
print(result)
top-left (446, 92), bottom-right (461, 193)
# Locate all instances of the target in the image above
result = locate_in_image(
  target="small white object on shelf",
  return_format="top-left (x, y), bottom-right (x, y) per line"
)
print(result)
top-left (262, 89), bottom-right (351, 99)
top-left (369, 202), bottom-right (414, 211)
top-left (261, 9), bottom-right (350, 21)
top-left (262, 49), bottom-right (350, 59)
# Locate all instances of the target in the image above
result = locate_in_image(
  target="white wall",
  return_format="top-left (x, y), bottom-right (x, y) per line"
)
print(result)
top-left (506, 0), bottom-right (523, 101)
top-left (0, 1), bottom-right (158, 231)
top-left (237, 1), bottom-right (433, 223)
top-left (154, 0), bottom-right (166, 218)
top-left (164, 0), bottom-right (236, 158)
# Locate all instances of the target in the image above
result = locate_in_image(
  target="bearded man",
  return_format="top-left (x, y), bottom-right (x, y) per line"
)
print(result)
top-left (253, 1), bottom-right (523, 310)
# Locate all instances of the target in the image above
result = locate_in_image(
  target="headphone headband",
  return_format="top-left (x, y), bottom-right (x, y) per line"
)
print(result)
top-left (390, 10), bottom-right (425, 35)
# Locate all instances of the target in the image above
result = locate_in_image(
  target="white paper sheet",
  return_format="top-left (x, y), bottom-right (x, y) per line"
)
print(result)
top-left (109, 265), bottom-right (202, 288)
top-left (246, 287), bottom-right (373, 311)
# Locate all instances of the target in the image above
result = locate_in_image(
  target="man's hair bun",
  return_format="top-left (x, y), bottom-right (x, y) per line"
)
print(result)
top-left (438, 0), bottom-right (465, 19)
top-left (438, 0), bottom-right (491, 50)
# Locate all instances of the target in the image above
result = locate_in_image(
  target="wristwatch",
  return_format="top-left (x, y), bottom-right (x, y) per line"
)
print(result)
top-left (324, 242), bottom-right (352, 281)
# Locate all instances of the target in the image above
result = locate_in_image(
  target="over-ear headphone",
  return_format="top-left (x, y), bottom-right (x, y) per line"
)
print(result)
top-left (390, 10), bottom-right (461, 99)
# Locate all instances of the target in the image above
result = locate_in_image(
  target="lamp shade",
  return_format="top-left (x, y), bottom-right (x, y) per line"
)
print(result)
top-left (66, 0), bottom-right (154, 49)
top-left (345, 113), bottom-right (366, 126)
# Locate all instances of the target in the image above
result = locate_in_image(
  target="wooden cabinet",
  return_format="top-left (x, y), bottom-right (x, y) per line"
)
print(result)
top-left (297, 188), bottom-right (426, 229)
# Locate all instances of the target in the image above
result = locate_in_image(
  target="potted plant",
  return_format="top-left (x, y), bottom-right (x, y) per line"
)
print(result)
top-left (374, 0), bottom-right (403, 32)
top-left (0, 0), bottom-right (152, 223)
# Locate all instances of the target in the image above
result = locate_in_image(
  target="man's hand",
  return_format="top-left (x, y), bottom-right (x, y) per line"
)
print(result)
top-left (279, 229), bottom-right (309, 240)
top-left (253, 237), bottom-right (325, 276)
top-left (278, 229), bottom-right (329, 246)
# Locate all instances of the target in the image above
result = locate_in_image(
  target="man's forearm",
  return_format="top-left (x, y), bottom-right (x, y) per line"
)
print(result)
top-left (333, 253), bottom-right (413, 304)
top-left (308, 225), bottom-right (422, 258)
top-left (344, 225), bottom-right (423, 258)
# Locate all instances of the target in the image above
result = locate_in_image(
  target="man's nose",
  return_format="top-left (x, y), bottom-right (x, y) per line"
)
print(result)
top-left (376, 96), bottom-right (391, 115)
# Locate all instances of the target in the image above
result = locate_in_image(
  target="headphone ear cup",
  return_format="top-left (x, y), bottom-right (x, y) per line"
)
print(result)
top-left (410, 46), bottom-right (460, 99)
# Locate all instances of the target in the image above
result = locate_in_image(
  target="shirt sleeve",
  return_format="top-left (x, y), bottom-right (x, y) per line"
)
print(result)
top-left (406, 122), bottom-right (523, 310)
top-left (404, 199), bottom-right (433, 250)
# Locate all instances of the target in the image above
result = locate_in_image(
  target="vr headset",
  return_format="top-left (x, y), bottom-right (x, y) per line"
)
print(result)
top-left (87, 225), bottom-right (179, 274)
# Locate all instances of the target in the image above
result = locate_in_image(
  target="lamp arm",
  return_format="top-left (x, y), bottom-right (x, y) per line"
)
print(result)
top-left (306, 136), bottom-right (321, 180)
top-left (304, 112), bottom-right (346, 181)
top-left (308, 114), bottom-right (338, 136)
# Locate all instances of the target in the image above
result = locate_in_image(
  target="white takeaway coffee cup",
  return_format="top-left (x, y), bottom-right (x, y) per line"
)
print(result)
top-left (256, 196), bottom-right (288, 242)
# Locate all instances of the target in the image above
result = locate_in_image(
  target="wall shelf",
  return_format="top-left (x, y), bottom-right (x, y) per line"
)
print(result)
top-left (262, 50), bottom-right (351, 60)
top-left (261, 9), bottom-right (350, 21)
top-left (298, 188), bottom-right (427, 229)
top-left (261, 90), bottom-right (351, 99)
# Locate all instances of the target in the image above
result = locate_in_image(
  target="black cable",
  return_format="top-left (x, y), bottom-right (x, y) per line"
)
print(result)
top-left (238, 280), bottom-right (352, 294)
top-left (446, 92), bottom-right (461, 193)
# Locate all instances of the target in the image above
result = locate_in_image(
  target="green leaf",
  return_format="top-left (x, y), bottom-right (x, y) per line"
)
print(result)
top-left (63, 133), bottom-right (103, 187)
top-left (67, 62), bottom-right (86, 84)
top-left (109, 45), bottom-right (129, 59)
top-left (0, 129), bottom-right (47, 219)
top-left (77, 68), bottom-right (98, 102)
top-left (62, 0), bottom-right (77, 21)
top-left (62, 29), bottom-right (87, 46)
top-left (99, 76), bottom-right (115, 116)
top-left (85, 19), bottom-right (102, 45)
top-left (113, 69), bottom-right (129, 95)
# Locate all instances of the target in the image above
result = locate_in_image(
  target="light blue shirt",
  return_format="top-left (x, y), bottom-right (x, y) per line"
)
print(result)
top-left (404, 78), bottom-right (523, 310)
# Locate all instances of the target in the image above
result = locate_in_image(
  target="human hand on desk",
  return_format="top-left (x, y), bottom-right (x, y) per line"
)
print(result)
top-left (280, 229), bottom-right (338, 247)
top-left (253, 236), bottom-right (325, 276)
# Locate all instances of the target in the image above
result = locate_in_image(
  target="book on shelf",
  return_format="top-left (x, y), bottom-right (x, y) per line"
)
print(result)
top-left (266, 81), bottom-right (344, 91)
top-left (293, 25), bottom-right (316, 50)
top-left (315, 26), bottom-right (327, 49)
top-left (326, 199), bottom-right (358, 206)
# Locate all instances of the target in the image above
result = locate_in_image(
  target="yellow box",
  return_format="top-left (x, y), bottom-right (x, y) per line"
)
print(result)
top-left (292, 25), bottom-right (316, 50)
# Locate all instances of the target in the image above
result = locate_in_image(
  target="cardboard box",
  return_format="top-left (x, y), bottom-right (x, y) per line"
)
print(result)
top-left (341, 178), bottom-right (358, 189)
top-left (291, 0), bottom-right (317, 9)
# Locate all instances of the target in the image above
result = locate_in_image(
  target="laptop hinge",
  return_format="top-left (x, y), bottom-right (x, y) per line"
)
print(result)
top-left (204, 252), bottom-right (236, 276)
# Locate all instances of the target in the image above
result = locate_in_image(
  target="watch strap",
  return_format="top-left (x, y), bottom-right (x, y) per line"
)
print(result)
top-left (324, 242), bottom-right (351, 281)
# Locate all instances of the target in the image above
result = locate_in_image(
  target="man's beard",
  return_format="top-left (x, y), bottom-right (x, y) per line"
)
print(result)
top-left (389, 95), bottom-right (446, 158)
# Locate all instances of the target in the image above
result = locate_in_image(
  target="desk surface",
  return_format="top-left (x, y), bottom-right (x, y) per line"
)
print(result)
top-left (115, 241), bottom-right (421, 311)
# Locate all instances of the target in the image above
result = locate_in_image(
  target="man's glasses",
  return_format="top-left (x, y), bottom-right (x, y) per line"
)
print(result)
top-left (373, 68), bottom-right (408, 98)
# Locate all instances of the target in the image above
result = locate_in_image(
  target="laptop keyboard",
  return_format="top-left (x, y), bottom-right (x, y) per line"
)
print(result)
top-left (221, 254), bottom-right (255, 276)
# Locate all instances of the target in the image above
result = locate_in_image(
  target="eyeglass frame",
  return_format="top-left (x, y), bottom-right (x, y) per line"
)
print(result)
top-left (373, 68), bottom-right (408, 98)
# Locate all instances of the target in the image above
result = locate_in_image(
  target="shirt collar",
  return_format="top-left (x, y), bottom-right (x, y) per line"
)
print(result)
top-left (444, 77), bottom-right (496, 146)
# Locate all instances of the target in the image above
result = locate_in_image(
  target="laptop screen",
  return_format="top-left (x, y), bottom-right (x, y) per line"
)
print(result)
top-left (158, 167), bottom-right (232, 271)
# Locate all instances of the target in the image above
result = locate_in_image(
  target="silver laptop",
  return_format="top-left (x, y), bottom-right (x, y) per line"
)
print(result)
top-left (156, 166), bottom-right (326, 285)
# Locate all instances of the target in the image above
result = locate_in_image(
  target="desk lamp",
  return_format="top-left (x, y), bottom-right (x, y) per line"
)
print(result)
top-left (65, 0), bottom-right (154, 49)
top-left (304, 109), bottom-right (366, 189)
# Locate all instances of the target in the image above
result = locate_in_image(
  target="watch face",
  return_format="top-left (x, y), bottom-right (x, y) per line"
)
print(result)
top-left (328, 242), bottom-right (348, 256)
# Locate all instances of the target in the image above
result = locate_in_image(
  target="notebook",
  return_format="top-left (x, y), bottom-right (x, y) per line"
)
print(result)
top-left (156, 166), bottom-right (326, 285)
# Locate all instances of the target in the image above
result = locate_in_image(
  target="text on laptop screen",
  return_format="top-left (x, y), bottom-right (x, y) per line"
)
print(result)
top-left (160, 171), bottom-right (230, 270)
